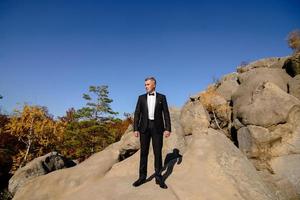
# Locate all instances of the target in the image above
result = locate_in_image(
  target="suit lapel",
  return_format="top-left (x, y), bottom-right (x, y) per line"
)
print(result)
top-left (154, 93), bottom-right (159, 112)
top-left (144, 94), bottom-right (148, 115)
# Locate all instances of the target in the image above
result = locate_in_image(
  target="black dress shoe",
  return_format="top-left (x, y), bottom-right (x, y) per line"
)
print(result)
top-left (132, 178), bottom-right (146, 187)
top-left (155, 177), bottom-right (168, 189)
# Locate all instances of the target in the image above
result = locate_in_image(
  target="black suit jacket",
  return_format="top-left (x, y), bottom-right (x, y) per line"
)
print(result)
top-left (134, 92), bottom-right (171, 134)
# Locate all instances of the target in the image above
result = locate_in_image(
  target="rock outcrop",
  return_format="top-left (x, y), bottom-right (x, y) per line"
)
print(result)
top-left (12, 110), bottom-right (285, 200)
top-left (9, 151), bottom-right (76, 195)
top-left (10, 54), bottom-right (300, 200)
top-left (232, 56), bottom-right (300, 198)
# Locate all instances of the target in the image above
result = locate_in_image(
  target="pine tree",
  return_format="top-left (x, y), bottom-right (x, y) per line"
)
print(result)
top-left (75, 85), bottom-right (118, 121)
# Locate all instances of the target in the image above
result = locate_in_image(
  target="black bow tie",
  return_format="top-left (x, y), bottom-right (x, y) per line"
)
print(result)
top-left (149, 92), bottom-right (155, 96)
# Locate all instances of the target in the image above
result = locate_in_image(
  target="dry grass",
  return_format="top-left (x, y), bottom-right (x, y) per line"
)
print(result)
top-left (198, 85), bottom-right (232, 139)
top-left (199, 85), bottom-right (230, 121)
top-left (287, 29), bottom-right (300, 53)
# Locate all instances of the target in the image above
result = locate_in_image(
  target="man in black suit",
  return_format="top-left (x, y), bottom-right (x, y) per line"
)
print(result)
top-left (132, 76), bottom-right (171, 189)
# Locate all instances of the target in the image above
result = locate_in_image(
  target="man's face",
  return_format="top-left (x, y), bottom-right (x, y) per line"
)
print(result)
top-left (145, 80), bottom-right (155, 93)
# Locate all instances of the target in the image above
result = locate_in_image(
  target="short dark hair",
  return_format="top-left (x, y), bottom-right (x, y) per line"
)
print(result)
top-left (144, 76), bottom-right (156, 85)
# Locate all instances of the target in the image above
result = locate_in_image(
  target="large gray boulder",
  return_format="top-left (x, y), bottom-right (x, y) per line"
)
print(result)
top-left (216, 72), bottom-right (240, 101)
top-left (232, 67), bottom-right (292, 126)
top-left (180, 98), bottom-right (210, 135)
top-left (233, 81), bottom-right (300, 127)
top-left (9, 151), bottom-right (76, 195)
top-left (237, 68), bottom-right (291, 87)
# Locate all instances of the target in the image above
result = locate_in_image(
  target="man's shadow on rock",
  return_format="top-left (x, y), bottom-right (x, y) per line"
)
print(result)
top-left (148, 148), bottom-right (183, 183)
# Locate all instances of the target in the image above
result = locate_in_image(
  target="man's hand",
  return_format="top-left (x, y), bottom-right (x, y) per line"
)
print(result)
top-left (134, 131), bottom-right (140, 137)
top-left (164, 131), bottom-right (171, 138)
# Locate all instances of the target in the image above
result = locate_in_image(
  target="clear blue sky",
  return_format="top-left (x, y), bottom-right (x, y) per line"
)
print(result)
top-left (0, 0), bottom-right (299, 119)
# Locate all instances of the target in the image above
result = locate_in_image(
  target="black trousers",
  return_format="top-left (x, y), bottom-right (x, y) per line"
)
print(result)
top-left (139, 119), bottom-right (163, 179)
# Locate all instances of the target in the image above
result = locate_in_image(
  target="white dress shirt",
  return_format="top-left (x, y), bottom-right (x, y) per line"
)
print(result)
top-left (147, 91), bottom-right (156, 120)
